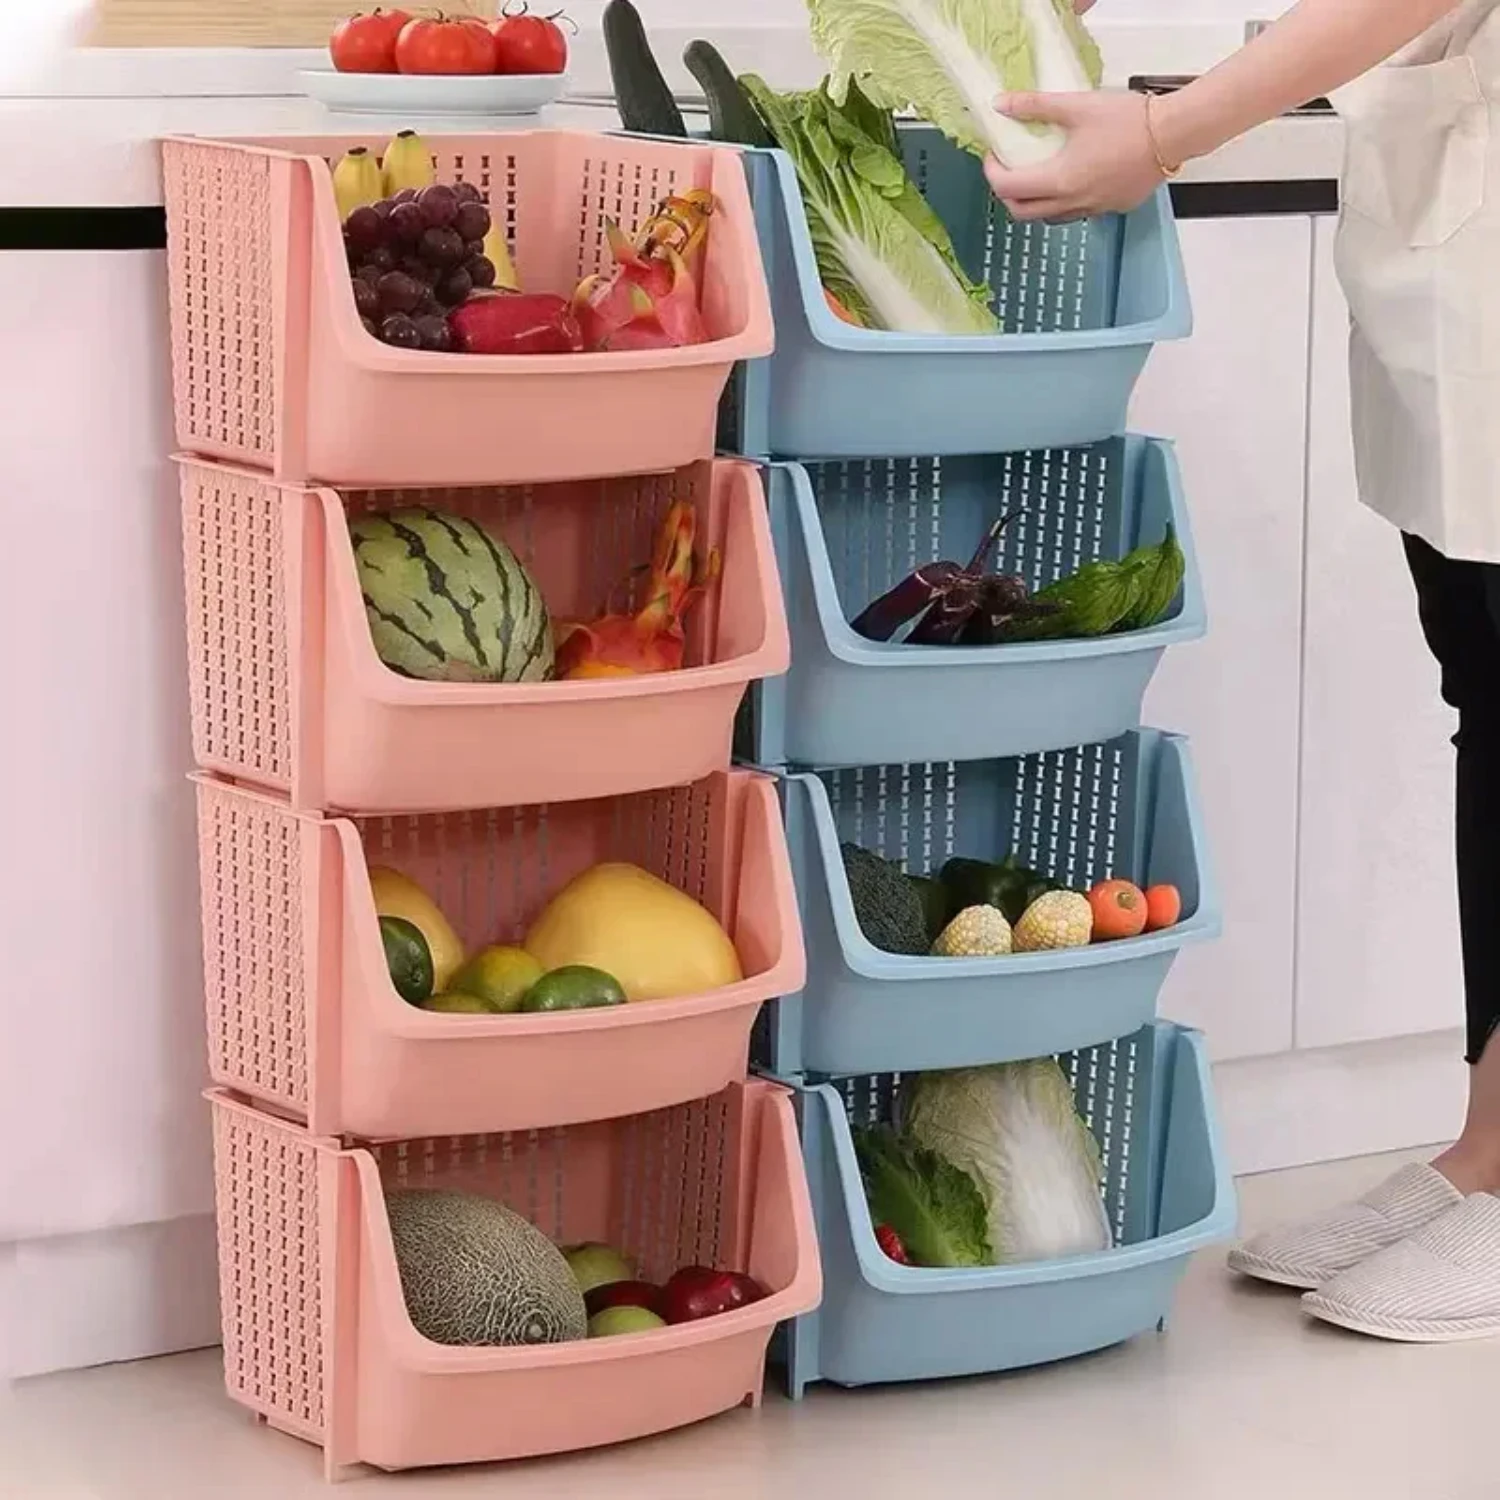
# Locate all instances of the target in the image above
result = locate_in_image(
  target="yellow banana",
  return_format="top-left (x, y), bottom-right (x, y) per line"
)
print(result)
top-left (381, 129), bottom-right (436, 197)
top-left (482, 215), bottom-right (519, 292)
top-left (331, 146), bottom-right (383, 222)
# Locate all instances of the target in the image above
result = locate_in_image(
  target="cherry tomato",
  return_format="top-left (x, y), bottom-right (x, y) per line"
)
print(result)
top-left (488, 6), bottom-right (569, 75)
top-left (329, 8), bottom-right (410, 73)
top-left (395, 14), bottom-right (496, 75)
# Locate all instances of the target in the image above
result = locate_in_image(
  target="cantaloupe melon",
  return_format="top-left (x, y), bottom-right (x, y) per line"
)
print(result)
top-left (385, 1189), bottom-right (587, 1347)
top-left (524, 862), bottom-right (743, 1002)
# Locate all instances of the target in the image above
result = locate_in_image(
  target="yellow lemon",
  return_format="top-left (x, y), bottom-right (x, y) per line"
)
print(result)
top-left (449, 945), bottom-right (545, 1014)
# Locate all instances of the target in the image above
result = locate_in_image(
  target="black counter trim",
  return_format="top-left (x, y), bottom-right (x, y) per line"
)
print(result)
top-left (0, 185), bottom-right (1336, 251)
top-left (0, 207), bottom-right (167, 251)
top-left (1171, 180), bottom-right (1338, 219)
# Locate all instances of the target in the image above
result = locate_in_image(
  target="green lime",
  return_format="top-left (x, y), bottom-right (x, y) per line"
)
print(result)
top-left (520, 966), bottom-right (628, 1013)
top-left (381, 916), bottom-right (435, 1006)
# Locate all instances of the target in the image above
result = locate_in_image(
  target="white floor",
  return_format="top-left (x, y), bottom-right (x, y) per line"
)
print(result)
top-left (4, 1150), bottom-right (1495, 1500)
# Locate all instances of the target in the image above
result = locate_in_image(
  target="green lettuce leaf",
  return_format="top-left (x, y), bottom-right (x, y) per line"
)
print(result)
top-left (853, 1124), bottom-right (994, 1267)
top-left (742, 75), bottom-right (999, 334)
top-left (807, 0), bottom-right (1104, 168)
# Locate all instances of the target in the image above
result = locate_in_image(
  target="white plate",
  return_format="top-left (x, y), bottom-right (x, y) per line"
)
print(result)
top-left (300, 68), bottom-right (568, 117)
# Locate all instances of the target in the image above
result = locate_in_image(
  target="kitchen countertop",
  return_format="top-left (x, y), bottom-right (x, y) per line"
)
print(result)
top-left (0, 24), bottom-right (1342, 211)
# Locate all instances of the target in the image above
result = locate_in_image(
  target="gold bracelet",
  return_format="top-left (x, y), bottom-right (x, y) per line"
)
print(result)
top-left (1144, 93), bottom-right (1184, 181)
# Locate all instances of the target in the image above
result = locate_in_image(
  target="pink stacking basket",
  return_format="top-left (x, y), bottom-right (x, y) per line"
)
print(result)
top-left (196, 768), bottom-right (803, 1138)
top-left (178, 457), bottom-right (787, 813)
top-left (160, 130), bottom-right (772, 487)
top-left (209, 1080), bottom-right (821, 1478)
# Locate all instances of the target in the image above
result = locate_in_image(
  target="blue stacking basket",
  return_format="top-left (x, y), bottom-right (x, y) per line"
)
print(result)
top-left (743, 436), bottom-right (1205, 769)
top-left (614, 108), bottom-right (1230, 1396)
top-left (727, 129), bottom-right (1190, 459)
top-left (782, 1022), bottom-right (1235, 1394)
top-left (758, 730), bottom-right (1219, 1078)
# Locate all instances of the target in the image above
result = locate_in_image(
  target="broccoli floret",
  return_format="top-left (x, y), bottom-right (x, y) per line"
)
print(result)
top-left (840, 843), bottom-right (931, 955)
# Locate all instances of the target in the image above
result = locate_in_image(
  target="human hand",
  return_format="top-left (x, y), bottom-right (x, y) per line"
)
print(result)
top-left (983, 90), bottom-right (1166, 222)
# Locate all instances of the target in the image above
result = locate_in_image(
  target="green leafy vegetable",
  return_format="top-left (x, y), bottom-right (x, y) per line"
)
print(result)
top-left (854, 1124), bottom-right (994, 1267)
top-left (1116, 525), bottom-right (1186, 632)
top-left (807, 0), bottom-right (1104, 168)
top-left (742, 75), bottom-right (999, 334)
top-left (904, 1060), bottom-right (1112, 1264)
top-left (999, 526), bottom-right (1186, 642)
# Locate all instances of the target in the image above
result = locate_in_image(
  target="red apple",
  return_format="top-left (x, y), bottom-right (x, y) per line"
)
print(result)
top-left (660, 1266), bottom-right (766, 1325)
top-left (584, 1279), bottom-right (665, 1320)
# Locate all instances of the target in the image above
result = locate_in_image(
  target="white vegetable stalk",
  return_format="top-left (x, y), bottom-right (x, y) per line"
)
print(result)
top-left (893, 0), bottom-right (1077, 167)
top-left (833, 223), bottom-right (970, 333)
top-left (1023, 0), bottom-right (1095, 93)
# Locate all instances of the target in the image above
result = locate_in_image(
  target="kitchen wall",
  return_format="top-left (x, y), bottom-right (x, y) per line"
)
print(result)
top-left (572, 0), bottom-right (1266, 22)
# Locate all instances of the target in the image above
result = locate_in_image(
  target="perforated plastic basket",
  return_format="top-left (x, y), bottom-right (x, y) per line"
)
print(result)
top-left (743, 437), bottom-right (1203, 769)
top-left (758, 731), bottom-right (1218, 1078)
top-left (195, 768), bottom-right (803, 1139)
top-left (161, 131), bottom-right (771, 486)
top-left (208, 1079), bottom-right (821, 1477)
top-left (782, 1022), bottom-right (1234, 1393)
top-left (178, 456), bottom-right (786, 814)
top-left (724, 132), bottom-right (1188, 459)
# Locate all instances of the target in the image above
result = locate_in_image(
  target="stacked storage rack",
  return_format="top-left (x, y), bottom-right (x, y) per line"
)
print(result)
top-left (162, 128), bottom-right (821, 1478)
top-left (721, 127), bottom-right (1239, 1393)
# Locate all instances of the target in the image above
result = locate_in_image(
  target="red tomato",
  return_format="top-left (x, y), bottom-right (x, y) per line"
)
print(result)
top-left (489, 9), bottom-right (569, 75)
top-left (1144, 883), bottom-right (1183, 932)
top-left (875, 1225), bottom-right (911, 1265)
top-left (329, 8), bottom-right (410, 73)
top-left (395, 15), bottom-right (496, 75)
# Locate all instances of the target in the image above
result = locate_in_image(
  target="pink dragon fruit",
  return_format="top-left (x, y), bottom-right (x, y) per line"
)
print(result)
top-left (572, 192), bottom-right (715, 353)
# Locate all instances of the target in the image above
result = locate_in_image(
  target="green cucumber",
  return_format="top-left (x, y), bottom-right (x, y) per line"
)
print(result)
top-left (381, 916), bottom-right (435, 1006)
top-left (683, 41), bottom-right (774, 147)
top-left (604, 0), bottom-right (687, 138)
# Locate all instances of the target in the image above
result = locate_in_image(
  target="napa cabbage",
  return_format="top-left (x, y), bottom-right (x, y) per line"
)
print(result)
top-left (742, 75), bottom-right (999, 335)
top-left (904, 1059), bottom-right (1114, 1263)
top-left (807, 0), bottom-right (1104, 168)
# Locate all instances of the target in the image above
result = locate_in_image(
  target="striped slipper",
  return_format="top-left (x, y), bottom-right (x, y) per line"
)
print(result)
top-left (1227, 1162), bottom-right (1461, 1291)
top-left (1303, 1194), bottom-right (1500, 1342)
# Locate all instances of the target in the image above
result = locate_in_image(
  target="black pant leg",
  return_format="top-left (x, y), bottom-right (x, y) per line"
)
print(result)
top-left (1403, 534), bottom-right (1500, 1064)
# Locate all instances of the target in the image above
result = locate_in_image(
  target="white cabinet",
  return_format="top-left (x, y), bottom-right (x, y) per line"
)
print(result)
top-left (1294, 219), bottom-right (1465, 1049)
top-left (0, 251), bottom-right (211, 1245)
top-left (1129, 215), bottom-right (1313, 1061)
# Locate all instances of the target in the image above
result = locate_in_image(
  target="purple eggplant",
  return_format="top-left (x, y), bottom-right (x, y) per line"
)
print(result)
top-left (850, 509), bottom-right (1028, 646)
top-left (959, 581), bottom-right (1064, 646)
top-left (905, 572), bottom-right (994, 645)
top-left (851, 561), bottom-right (968, 642)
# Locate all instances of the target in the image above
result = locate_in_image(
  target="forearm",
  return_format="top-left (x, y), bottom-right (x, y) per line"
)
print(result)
top-left (1154, 0), bottom-right (1461, 164)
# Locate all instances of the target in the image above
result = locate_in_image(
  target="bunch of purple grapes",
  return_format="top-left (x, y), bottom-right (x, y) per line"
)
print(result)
top-left (344, 182), bottom-right (498, 352)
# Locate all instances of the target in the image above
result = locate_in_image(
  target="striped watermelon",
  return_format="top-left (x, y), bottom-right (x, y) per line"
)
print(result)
top-left (350, 508), bottom-right (555, 684)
